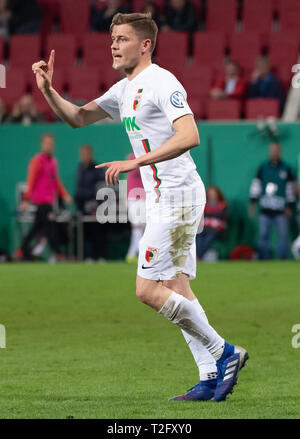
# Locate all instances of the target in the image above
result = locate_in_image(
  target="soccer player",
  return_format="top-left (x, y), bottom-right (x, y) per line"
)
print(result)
top-left (32, 12), bottom-right (248, 401)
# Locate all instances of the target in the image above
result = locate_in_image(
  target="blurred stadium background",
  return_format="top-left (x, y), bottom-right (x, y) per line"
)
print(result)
top-left (1, 0), bottom-right (300, 261)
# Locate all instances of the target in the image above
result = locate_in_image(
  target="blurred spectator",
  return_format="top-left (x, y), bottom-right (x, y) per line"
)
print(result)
top-left (6, 0), bottom-right (41, 34)
top-left (17, 134), bottom-right (72, 261)
top-left (0, 97), bottom-right (8, 123)
top-left (75, 144), bottom-right (105, 213)
top-left (90, 0), bottom-right (128, 32)
top-left (210, 61), bottom-right (246, 100)
top-left (196, 186), bottom-right (229, 259)
top-left (161, 0), bottom-right (197, 33)
top-left (141, 1), bottom-right (162, 28)
top-left (297, 184), bottom-right (300, 233)
top-left (291, 183), bottom-right (300, 261)
top-left (0, 0), bottom-right (9, 41)
top-left (249, 143), bottom-right (296, 260)
top-left (7, 94), bottom-right (44, 125)
top-left (126, 152), bottom-right (146, 263)
top-left (75, 144), bottom-right (107, 261)
top-left (248, 57), bottom-right (284, 110)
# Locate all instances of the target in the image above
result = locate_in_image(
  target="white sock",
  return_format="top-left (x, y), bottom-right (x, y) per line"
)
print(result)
top-left (127, 226), bottom-right (144, 257)
top-left (181, 299), bottom-right (218, 380)
top-left (159, 292), bottom-right (224, 361)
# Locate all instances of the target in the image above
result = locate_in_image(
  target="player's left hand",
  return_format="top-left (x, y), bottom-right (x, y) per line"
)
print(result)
top-left (95, 160), bottom-right (138, 185)
top-left (20, 200), bottom-right (29, 211)
top-left (64, 194), bottom-right (72, 205)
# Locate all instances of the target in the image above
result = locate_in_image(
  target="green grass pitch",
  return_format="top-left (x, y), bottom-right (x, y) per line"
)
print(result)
top-left (0, 261), bottom-right (299, 419)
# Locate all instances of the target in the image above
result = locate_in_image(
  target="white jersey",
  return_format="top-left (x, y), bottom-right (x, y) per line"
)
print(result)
top-left (94, 63), bottom-right (205, 207)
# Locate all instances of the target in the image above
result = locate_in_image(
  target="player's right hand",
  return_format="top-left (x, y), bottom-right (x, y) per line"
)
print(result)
top-left (32, 49), bottom-right (55, 92)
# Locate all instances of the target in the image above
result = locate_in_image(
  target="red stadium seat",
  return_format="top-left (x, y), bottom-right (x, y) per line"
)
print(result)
top-left (156, 32), bottom-right (189, 71)
top-left (229, 33), bottom-right (262, 75)
top-left (268, 32), bottom-right (299, 71)
top-left (9, 35), bottom-right (41, 84)
top-left (245, 98), bottom-right (280, 119)
top-left (29, 68), bottom-right (65, 95)
top-left (177, 66), bottom-right (211, 119)
top-left (178, 66), bottom-right (213, 100)
top-left (82, 33), bottom-right (113, 71)
top-left (68, 67), bottom-right (101, 103)
top-left (207, 99), bottom-right (241, 120)
top-left (0, 36), bottom-right (4, 64)
top-left (59, 0), bottom-right (90, 45)
top-left (188, 97), bottom-right (205, 120)
top-left (31, 90), bottom-right (54, 121)
top-left (278, 0), bottom-right (300, 31)
top-left (275, 65), bottom-right (293, 91)
top-left (242, 0), bottom-right (274, 33)
top-left (46, 34), bottom-right (77, 74)
top-left (193, 32), bottom-right (225, 75)
top-left (101, 68), bottom-right (124, 91)
top-left (0, 71), bottom-right (27, 111)
top-left (206, 0), bottom-right (237, 33)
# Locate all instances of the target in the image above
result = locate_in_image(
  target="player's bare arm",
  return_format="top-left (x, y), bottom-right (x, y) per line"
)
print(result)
top-left (135, 114), bottom-right (199, 166)
top-left (32, 50), bottom-right (109, 128)
top-left (96, 114), bottom-right (199, 185)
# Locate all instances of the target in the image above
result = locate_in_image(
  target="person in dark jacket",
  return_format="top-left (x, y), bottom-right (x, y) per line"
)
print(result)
top-left (75, 144), bottom-right (107, 261)
top-left (196, 186), bottom-right (229, 259)
top-left (248, 57), bottom-right (285, 111)
top-left (90, 0), bottom-right (128, 32)
top-left (6, 0), bottom-right (41, 34)
top-left (75, 145), bottom-right (105, 213)
top-left (162, 0), bottom-right (197, 33)
top-left (141, 1), bottom-right (162, 29)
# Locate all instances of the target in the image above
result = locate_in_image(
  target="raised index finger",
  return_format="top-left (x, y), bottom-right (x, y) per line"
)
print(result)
top-left (48, 50), bottom-right (55, 69)
top-left (95, 162), bottom-right (110, 168)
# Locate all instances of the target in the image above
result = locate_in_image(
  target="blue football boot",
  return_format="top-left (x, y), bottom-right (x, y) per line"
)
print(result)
top-left (214, 342), bottom-right (249, 402)
top-left (169, 379), bottom-right (217, 401)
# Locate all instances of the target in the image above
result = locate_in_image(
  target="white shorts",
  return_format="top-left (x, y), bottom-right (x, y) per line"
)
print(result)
top-left (137, 204), bottom-right (205, 281)
top-left (127, 199), bottom-right (146, 226)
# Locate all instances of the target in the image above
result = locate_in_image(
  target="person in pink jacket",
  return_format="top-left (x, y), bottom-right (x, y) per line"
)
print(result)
top-left (18, 133), bottom-right (71, 261)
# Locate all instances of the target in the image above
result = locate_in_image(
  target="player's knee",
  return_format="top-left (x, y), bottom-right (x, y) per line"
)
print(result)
top-left (136, 285), bottom-right (149, 304)
top-left (136, 279), bottom-right (152, 304)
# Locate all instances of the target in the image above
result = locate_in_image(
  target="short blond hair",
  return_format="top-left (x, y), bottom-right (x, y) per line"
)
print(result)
top-left (110, 12), bottom-right (158, 54)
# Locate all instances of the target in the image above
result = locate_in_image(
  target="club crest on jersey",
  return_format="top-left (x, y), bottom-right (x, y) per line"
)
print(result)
top-left (170, 91), bottom-right (185, 108)
top-left (133, 88), bottom-right (143, 111)
top-left (145, 246), bottom-right (159, 263)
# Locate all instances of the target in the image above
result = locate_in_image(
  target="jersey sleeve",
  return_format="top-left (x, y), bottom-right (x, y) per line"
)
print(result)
top-left (154, 73), bottom-right (193, 125)
top-left (93, 84), bottom-right (120, 121)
